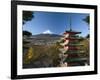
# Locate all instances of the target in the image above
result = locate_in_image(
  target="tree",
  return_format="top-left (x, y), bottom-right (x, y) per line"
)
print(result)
top-left (83, 15), bottom-right (90, 38)
top-left (23, 47), bottom-right (33, 64)
top-left (83, 16), bottom-right (90, 24)
top-left (86, 34), bottom-right (89, 38)
top-left (23, 30), bottom-right (32, 37)
top-left (23, 11), bottom-right (34, 24)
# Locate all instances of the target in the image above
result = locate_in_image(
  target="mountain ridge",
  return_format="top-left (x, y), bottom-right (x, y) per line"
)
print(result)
top-left (31, 33), bottom-right (62, 38)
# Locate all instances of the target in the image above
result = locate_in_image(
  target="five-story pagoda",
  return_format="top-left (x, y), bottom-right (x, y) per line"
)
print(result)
top-left (59, 17), bottom-right (87, 67)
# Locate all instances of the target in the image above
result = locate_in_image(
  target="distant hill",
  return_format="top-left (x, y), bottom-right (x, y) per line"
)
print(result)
top-left (31, 33), bottom-right (62, 38)
top-left (24, 33), bottom-right (62, 45)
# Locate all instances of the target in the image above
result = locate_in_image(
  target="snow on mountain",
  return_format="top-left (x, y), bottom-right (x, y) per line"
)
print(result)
top-left (43, 30), bottom-right (53, 34)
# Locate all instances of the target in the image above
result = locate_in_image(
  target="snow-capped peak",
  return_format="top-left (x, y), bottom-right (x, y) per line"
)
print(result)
top-left (43, 30), bottom-right (53, 34)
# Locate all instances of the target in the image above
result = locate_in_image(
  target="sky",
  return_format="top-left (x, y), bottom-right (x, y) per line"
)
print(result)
top-left (23, 11), bottom-right (89, 37)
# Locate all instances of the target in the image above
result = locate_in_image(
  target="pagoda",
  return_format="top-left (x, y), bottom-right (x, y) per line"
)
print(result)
top-left (59, 17), bottom-right (87, 67)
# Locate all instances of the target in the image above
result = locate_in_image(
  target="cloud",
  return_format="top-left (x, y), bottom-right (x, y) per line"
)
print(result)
top-left (43, 30), bottom-right (53, 34)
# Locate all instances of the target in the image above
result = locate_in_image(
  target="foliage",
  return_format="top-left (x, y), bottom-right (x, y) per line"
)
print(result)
top-left (23, 30), bottom-right (32, 37)
top-left (23, 45), bottom-right (61, 67)
top-left (83, 15), bottom-right (90, 24)
top-left (47, 44), bottom-right (61, 66)
top-left (86, 34), bottom-right (89, 38)
top-left (23, 47), bottom-right (33, 64)
top-left (23, 11), bottom-right (34, 24)
top-left (23, 37), bottom-right (90, 67)
top-left (78, 38), bottom-right (90, 64)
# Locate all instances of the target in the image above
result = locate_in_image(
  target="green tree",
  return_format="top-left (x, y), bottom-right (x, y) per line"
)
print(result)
top-left (83, 15), bottom-right (90, 38)
top-left (83, 16), bottom-right (90, 24)
top-left (23, 11), bottom-right (34, 24)
top-left (23, 30), bottom-right (32, 37)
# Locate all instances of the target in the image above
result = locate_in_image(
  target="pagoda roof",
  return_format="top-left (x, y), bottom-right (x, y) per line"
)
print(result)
top-left (65, 44), bottom-right (83, 46)
top-left (64, 38), bottom-right (82, 40)
top-left (65, 47), bottom-right (78, 50)
top-left (64, 51), bottom-right (85, 54)
top-left (64, 58), bottom-right (87, 62)
top-left (64, 46), bottom-right (83, 50)
top-left (64, 30), bottom-right (81, 34)
top-left (67, 48), bottom-right (83, 50)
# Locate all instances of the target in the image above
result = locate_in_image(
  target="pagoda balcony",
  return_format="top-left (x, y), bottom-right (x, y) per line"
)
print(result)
top-left (60, 40), bottom-right (81, 46)
top-left (64, 46), bottom-right (80, 50)
top-left (64, 47), bottom-right (84, 52)
top-left (63, 34), bottom-right (80, 38)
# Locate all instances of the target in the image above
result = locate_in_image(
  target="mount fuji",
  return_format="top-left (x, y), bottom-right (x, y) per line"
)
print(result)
top-left (43, 30), bottom-right (53, 34)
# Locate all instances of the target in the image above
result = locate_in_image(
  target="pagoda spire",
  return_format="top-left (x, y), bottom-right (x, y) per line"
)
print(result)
top-left (69, 16), bottom-right (72, 31)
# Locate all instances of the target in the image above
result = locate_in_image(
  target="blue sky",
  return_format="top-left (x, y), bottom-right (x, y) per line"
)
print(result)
top-left (23, 11), bottom-right (89, 37)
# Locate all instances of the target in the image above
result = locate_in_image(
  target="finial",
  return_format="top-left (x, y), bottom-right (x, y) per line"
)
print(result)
top-left (69, 16), bottom-right (72, 31)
